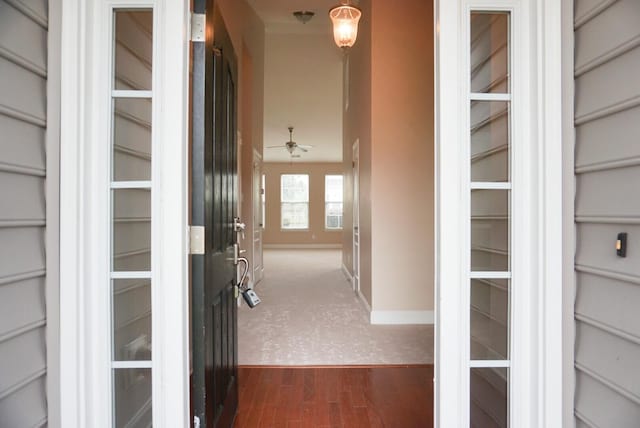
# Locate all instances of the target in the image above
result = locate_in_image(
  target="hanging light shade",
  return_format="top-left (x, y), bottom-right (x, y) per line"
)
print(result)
top-left (329, 3), bottom-right (362, 49)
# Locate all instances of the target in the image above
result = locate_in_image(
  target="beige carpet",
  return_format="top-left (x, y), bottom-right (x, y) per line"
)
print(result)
top-left (238, 249), bottom-right (434, 365)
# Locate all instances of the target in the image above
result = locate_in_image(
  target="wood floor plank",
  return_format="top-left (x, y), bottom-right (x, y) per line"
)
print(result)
top-left (235, 366), bottom-right (433, 428)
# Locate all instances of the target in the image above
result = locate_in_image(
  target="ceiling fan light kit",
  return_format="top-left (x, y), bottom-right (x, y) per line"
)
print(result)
top-left (329, 1), bottom-right (362, 49)
top-left (266, 126), bottom-right (313, 159)
top-left (293, 10), bottom-right (315, 24)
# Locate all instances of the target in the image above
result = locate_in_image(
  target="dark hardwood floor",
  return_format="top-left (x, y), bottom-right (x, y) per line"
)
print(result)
top-left (234, 365), bottom-right (434, 428)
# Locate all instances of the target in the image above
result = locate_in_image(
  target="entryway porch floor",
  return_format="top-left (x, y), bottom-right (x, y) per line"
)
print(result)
top-left (235, 365), bottom-right (434, 427)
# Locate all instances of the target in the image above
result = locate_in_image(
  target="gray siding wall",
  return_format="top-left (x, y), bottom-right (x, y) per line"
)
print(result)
top-left (573, 0), bottom-right (640, 426)
top-left (0, 0), bottom-right (50, 427)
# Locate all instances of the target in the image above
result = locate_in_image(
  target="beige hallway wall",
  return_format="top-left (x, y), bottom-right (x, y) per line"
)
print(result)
top-left (263, 162), bottom-right (343, 246)
top-left (343, 0), bottom-right (434, 317)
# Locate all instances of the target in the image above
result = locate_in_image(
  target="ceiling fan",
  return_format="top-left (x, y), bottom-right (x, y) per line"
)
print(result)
top-left (266, 126), bottom-right (313, 158)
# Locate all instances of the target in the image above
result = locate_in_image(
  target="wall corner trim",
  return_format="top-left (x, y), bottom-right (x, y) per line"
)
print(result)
top-left (357, 290), bottom-right (372, 313)
top-left (370, 310), bottom-right (434, 325)
top-left (341, 263), bottom-right (353, 282)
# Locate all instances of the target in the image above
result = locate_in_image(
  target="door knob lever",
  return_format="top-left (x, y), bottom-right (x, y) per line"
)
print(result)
top-left (233, 217), bottom-right (246, 240)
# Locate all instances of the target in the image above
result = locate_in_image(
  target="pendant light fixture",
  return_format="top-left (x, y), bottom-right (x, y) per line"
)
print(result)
top-left (329, 1), bottom-right (362, 49)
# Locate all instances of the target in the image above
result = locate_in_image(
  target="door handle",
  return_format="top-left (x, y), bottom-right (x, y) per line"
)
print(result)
top-left (233, 217), bottom-right (246, 240)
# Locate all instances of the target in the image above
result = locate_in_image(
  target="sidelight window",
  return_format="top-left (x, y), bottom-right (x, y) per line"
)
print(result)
top-left (110, 9), bottom-right (154, 428)
top-left (469, 11), bottom-right (511, 427)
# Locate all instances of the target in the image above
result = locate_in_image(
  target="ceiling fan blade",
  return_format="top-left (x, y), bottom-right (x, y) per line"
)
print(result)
top-left (297, 147), bottom-right (309, 152)
top-left (266, 145), bottom-right (285, 149)
top-left (297, 144), bottom-right (313, 149)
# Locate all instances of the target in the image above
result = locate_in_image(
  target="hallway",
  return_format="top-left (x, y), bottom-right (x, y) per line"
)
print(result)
top-left (238, 249), bottom-right (434, 365)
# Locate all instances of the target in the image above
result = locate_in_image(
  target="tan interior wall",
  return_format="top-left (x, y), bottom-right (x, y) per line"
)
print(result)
top-left (343, 0), bottom-right (434, 313)
top-left (263, 162), bottom-right (343, 246)
top-left (342, 0), bottom-right (372, 304)
top-left (370, 0), bottom-right (434, 312)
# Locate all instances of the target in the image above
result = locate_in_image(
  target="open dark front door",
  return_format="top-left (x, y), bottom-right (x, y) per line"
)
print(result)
top-left (191, 1), bottom-right (239, 427)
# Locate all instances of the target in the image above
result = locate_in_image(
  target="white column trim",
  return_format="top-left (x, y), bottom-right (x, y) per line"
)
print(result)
top-left (537, 0), bottom-right (565, 425)
top-left (154, 1), bottom-right (191, 426)
top-left (434, 0), bottom-right (466, 425)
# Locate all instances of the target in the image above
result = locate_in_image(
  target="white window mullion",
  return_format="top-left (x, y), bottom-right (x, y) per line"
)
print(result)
top-left (470, 360), bottom-right (511, 368)
top-left (112, 89), bottom-right (153, 98)
top-left (112, 360), bottom-right (153, 369)
top-left (470, 92), bottom-right (511, 101)
top-left (470, 182), bottom-right (511, 190)
top-left (111, 181), bottom-right (153, 189)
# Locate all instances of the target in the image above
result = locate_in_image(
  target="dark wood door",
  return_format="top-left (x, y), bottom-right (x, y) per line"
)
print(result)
top-left (191, 0), bottom-right (239, 427)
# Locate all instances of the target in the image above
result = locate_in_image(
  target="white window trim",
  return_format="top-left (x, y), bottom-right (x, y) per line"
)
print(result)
top-left (59, 1), bottom-right (190, 427)
top-left (435, 0), bottom-right (563, 426)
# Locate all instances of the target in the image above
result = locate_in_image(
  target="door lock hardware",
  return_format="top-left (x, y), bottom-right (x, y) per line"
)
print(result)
top-left (236, 257), bottom-right (250, 288)
top-left (235, 256), bottom-right (261, 308)
top-left (232, 243), bottom-right (247, 264)
top-left (242, 288), bottom-right (261, 308)
top-left (233, 217), bottom-right (246, 240)
top-left (234, 257), bottom-right (260, 308)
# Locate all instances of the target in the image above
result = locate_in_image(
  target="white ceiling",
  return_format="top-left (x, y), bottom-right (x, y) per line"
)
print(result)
top-left (247, 0), bottom-right (345, 163)
top-left (247, 0), bottom-right (339, 34)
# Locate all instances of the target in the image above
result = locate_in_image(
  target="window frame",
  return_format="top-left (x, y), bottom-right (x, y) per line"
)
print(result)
top-left (280, 174), bottom-right (310, 230)
top-left (324, 174), bottom-right (344, 230)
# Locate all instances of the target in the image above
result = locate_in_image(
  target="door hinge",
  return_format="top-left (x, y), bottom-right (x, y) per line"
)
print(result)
top-left (189, 225), bottom-right (205, 255)
top-left (191, 13), bottom-right (205, 42)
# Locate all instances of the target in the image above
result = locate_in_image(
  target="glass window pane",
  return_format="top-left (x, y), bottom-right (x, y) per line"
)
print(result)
top-left (471, 101), bottom-right (509, 182)
top-left (326, 202), bottom-right (343, 229)
top-left (112, 189), bottom-right (151, 271)
top-left (281, 202), bottom-right (308, 229)
top-left (114, 10), bottom-right (153, 90)
top-left (470, 368), bottom-right (508, 428)
top-left (471, 190), bottom-right (509, 271)
top-left (471, 279), bottom-right (509, 360)
top-left (470, 13), bottom-right (509, 94)
top-left (113, 98), bottom-right (152, 181)
top-left (325, 175), bottom-right (343, 202)
top-left (113, 368), bottom-right (152, 428)
top-left (281, 174), bottom-right (309, 202)
top-left (112, 279), bottom-right (151, 361)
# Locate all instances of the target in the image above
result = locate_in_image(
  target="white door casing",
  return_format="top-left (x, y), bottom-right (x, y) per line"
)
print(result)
top-left (352, 140), bottom-right (360, 294)
top-left (59, 1), bottom-right (190, 427)
top-left (434, 0), bottom-right (563, 427)
top-left (253, 149), bottom-right (264, 284)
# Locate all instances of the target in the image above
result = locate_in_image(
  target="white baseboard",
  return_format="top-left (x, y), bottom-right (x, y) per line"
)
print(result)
top-left (341, 263), bottom-right (353, 282)
top-left (370, 310), bottom-right (434, 325)
top-left (263, 244), bottom-right (342, 249)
